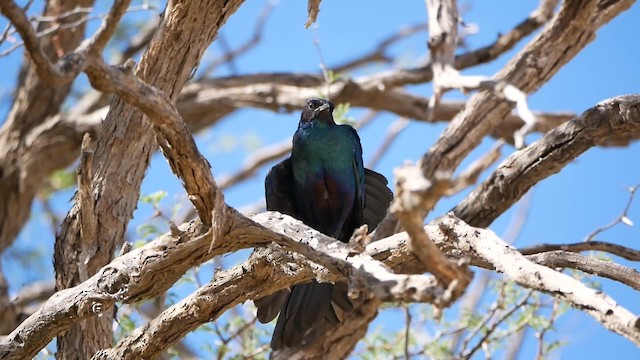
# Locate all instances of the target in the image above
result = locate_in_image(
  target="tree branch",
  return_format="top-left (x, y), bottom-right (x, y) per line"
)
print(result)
top-left (4, 206), bottom-right (640, 358)
top-left (519, 240), bottom-right (640, 261)
top-left (374, 0), bottom-right (632, 239)
top-left (439, 214), bottom-right (640, 345)
top-left (454, 94), bottom-right (640, 227)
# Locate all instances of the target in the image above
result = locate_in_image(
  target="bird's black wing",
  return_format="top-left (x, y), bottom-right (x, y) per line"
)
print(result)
top-left (363, 168), bottom-right (393, 231)
top-left (264, 157), bottom-right (296, 217)
top-left (255, 158), bottom-right (296, 324)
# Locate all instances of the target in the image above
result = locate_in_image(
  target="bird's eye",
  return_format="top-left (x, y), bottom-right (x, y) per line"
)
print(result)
top-left (308, 103), bottom-right (315, 109)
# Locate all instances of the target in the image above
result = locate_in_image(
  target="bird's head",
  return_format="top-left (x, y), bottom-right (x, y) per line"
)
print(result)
top-left (300, 98), bottom-right (335, 124)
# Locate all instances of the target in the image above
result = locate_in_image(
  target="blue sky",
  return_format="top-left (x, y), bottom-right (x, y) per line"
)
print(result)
top-left (1, 0), bottom-right (639, 358)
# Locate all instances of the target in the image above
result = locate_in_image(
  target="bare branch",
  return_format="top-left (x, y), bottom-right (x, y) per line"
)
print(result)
top-left (535, 299), bottom-right (561, 359)
top-left (585, 184), bottom-right (638, 241)
top-left (440, 214), bottom-right (640, 345)
top-left (332, 23), bottom-right (428, 74)
top-left (367, 117), bottom-right (409, 169)
top-left (375, 0), bottom-right (619, 239)
top-left (12, 280), bottom-right (56, 308)
top-left (455, 94), bottom-right (640, 228)
top-left (391, 165), bottom-right (472, 299)
top-left (200, 0), bottom-right (275, 77)
top-left (5, 205), bottom-right (640, 358)
top-left (365, 0), bottom-right (558, 90)
top-left (519, 240), bottom-right (640, 262)
top-left (305, 0), bottom-right (321, 28)
top-left (448, 141), bottom-right (503, 195)
top-left (1, 209), bottom-right (436, 359)
top-left (0, 0), bottom-right (131, 83)
top-left (425, 0), bottom-right (536, 147)
top-left (525, 250), bottom-right (640, 291)
top-left (0, 0), bottom-right (79, 82)
top-left (84, 56), bottom-right (219, 225)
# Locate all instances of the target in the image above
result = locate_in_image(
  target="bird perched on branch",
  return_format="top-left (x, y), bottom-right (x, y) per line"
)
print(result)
top-left (254, 98), bottom-right (393, 350)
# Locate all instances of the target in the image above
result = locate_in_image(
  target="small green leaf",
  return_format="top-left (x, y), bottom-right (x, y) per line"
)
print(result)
top-left (140, 190), bottom-right (168, 207)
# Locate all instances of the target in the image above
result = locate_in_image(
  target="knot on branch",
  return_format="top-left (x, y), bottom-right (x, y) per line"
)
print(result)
top-left (348, 224), bottom-right (370, 254)
top-left (58, 51), bottom-right (87, 75)
top-left (391, 164), bottom-right (452, 216)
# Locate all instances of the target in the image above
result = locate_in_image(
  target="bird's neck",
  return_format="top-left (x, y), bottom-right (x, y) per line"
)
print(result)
top-left (299, 118), bottom-right (335, 129)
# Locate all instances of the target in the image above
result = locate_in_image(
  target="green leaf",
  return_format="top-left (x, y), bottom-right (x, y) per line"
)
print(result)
top-left (333, 102), bottom-right (356, 125)
top-left (137, 224), bottom-right (160, 239)
top-left (140, 190), bottom-right (168, 207)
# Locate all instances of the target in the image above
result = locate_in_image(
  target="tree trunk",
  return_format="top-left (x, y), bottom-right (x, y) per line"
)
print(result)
top-left (53, 1), bottom-right (245, 358)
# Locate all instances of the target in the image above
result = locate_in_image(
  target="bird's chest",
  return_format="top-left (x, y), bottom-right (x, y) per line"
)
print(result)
top-left (291, 125), bottom-right (355, 199)
top-left (291, 126), bottom-right (354, 173)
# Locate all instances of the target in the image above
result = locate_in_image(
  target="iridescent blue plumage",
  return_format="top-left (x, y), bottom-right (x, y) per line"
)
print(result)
top-left (291, 103), bottom-right (364, 241)
top-left (255, 98), bottom-right (393, 351)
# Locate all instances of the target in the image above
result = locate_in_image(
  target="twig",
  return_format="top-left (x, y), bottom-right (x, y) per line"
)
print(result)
top-left (312, 26), bottom-right (332, 99)
top-left (535, 299), bottom-right (561, 360)
top-left (404, 306), bottom-right (412, 360)
top-left (374, 0), bottom-right (610, 240)
top-left (367, 117), bottom-right (409, 169)
top-left (448, 141), bottom-right (503, 195)
top-left (305, 0), bottom-right (321, 28)
top-left (519, 240), bottom-right (640, 262)
top-left (585, 184), bottom-right (639, 241)
top-left (462, 290), bottom-right (533, 359)
top-left (332, 23), bottom-right (428, 73)
top-left (200, 0), bottom-right (276, 77)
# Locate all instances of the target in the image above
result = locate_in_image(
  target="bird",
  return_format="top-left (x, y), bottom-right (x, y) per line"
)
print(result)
top-left (254, 98), bottom-right (393, 350)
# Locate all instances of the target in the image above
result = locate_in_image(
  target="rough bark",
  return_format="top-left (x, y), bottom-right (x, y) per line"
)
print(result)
top-left (0, 0), bottom-right (95, 252)
top-left (3, 209), bottom-right (639, 359)
top-left (0, 0), bottom-right (95, 336)
top-left (0, 0), bottom-right (559, 264)
top-left (454, 95), bottom-right (640, 227)
top-left (50, 1), bottom-right (245, 358)
top-left (0, 0), bottom-right (638, 358)
top-left (374, 0), bottom-right (636, 239)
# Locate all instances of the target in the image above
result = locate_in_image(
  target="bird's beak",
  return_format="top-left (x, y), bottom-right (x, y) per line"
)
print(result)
top-left (315, 103), bottom-right (331, 115)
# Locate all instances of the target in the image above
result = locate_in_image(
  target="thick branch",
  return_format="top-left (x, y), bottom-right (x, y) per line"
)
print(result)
top-left (374, 0), bottom-right (633, 239)
top-left (455, 94), bottom-right (640, 227)
top-left (519, 240), bottom-right (640, 261)
top-left (440, 214), bottom-right (640, 345)
top-left (4, 207), bottom-right (640, 358)
top-left (525, 250), bottom-right (640, 291)
top-left (0, 0), bottom-right (569, 253)
top-left (47, 1), bottom-right (245, 358)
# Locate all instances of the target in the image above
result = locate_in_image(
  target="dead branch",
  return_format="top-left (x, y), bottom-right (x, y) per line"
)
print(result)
top-left (200, 0), bottom-right (275, 77)
top-left (3, 206), bottom-right (640, 358)
top-left (391, 165), bottom-right (472, 298)
top-left (305, 0), bottom-right (321, 28)
top-left (0, 0), bottom-right (573, 256)
top-left (374, 0), bottom-right (632, 240)
top-left (366, 117), bottom-right (409, 169)
top-left (439, 214), bottom-right (640, 345)
top-left (0, 0), bottom-right (130, 83)
top-left (584, 184), bottom-right (638, 241)
top-left (525, 250), bottom-right (640, 291)
top-left (332, 23), bottom-right (428, 74)
top-left (519, 240), bottom-right (640, 261)
top-left (455, 94), bottom-right (640, 228)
